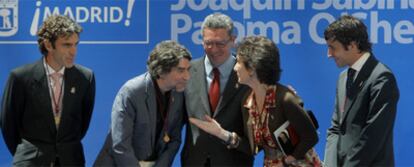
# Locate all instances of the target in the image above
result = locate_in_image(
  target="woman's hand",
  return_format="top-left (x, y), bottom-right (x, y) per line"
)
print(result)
top-left (189, 115), bottom-right (229, 141)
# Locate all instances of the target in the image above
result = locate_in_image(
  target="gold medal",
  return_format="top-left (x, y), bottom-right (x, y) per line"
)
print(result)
top-left (54, 116), bottom-right (60, 125)
top-left (163, 133), bottom-right (170, 143)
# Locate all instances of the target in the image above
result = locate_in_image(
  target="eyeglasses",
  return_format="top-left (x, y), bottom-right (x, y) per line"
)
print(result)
top-left (203, 39), bottom-right (231, 48)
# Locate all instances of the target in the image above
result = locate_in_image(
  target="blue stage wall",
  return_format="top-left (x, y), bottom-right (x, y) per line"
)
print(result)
top-left (1, 0), bottom-right (413, 166)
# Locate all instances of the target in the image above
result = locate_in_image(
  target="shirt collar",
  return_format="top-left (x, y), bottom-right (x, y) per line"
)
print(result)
top-left (43, 57), bottom-right (65, 76)
top-left (243, 85), bottom-right (277, 109)
top-left (350, 52), bottom-right (370, 72)
top-left (204, 54), bottom-right (236, 77)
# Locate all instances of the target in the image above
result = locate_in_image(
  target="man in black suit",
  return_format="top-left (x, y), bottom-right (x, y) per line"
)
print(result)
top-left (181, 13), bottom-right (253, 166)
top-left (323, 15), bottom-right (399, 167)
top-left (0, 15), bottom-right (95, 166)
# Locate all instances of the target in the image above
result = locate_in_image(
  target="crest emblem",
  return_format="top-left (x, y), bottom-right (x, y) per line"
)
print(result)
top-left (0, 0), bottom-right (18, 37)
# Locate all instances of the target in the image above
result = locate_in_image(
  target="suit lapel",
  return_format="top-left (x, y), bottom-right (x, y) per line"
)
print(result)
top-left (214, 69), bottom-right (238, 117)
top-left (32, 59), bottom-right (57, 134)
top-left (144, 73), bottom-right (157, 148)
top-left (342, 55), bottom-right (378, 123)
top-left (57, 67), bottom-right (78, 134)
top-left (191, 59), bottom-right (211, 116)
top-left (337, 71), bottom-right (346, 124)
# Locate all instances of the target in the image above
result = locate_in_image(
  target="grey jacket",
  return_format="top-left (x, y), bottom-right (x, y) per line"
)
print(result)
top-left (94, 72), bottom-right (184, 167)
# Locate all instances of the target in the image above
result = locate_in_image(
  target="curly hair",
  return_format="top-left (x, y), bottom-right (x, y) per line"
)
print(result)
top-left (147, 40), bottom-right (192, 78)
top-left (37, 15), bottom-right (82, 56)
top-left (324, 15), bottom-right (372, 52)
top-left (236, 36), bottom-right (282, 85)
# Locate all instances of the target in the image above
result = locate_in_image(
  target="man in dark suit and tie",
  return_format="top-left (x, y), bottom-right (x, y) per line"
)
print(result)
top-left (323, 15), bottom-right (399, 167)
top-left (181, 13), bottom-right (254, 166)
top-left (0, 15), bottom-right (95, 166)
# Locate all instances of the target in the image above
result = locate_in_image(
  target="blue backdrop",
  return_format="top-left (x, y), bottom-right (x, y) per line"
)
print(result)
top-left (1, 0), bottom-right (413, 166)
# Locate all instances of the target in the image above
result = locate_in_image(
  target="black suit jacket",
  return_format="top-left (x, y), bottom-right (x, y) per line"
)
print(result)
top-left (324, 55), bottom-right (399, 167)
top-left (1, 59), bottom-right (95, 166)
top-left (181, 57), bottom-right (254, 166)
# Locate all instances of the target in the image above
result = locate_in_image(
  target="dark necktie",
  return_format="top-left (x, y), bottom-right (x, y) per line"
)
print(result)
top-left (346, 68), bottom-right (356, 97)
top-left (209, 68), bottom-right (220, 112)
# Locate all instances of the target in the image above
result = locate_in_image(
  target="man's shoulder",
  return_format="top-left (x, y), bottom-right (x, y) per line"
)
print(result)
top-left (191, 57), bottom-right (205, 65)
top-left (9, 60), bottom-right (41, 78)
top-left (375, 61), bottom-right (394, 74)
top-left (369, 61), bottom-right (397, 88)
top-left (72, 64), bottom-right (93, 76)
top-left (65, 64), bottom-right (95, 85)
top-left (120, 73), bottom-right (150, 94)
top-left (361, 56), bottom-right (395, 82)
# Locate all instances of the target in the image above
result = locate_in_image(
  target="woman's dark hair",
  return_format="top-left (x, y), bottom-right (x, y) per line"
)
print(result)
top-left (236, 36), bottom-right (282, 85)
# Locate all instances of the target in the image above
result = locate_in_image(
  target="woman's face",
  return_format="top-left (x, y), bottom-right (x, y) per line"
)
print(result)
top-left (233, 56), bottom-right (254, 85)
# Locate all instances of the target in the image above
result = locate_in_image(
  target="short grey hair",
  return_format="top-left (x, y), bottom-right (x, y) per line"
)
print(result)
top-left (147, 40), bottom-right (192, 78)
top-left (201, 13), bottom-right (234, 37)
top-left (37, 15), bottom-right (82, 56)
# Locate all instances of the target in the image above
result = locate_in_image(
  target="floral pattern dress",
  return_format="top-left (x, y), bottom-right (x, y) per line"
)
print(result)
top-left (244, 85), bottom-right (321, 167)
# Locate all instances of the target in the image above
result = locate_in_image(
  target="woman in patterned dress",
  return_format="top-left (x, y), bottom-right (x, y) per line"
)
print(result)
top-left (190, 36), bottom-right (321, 167)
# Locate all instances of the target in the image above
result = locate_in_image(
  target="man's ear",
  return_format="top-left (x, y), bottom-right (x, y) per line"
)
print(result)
top-left (158, 73), bottom-right (165, 80)
top-left (231, 35), bottom-right (237, 42)
top-left (348, 41), bottom-right (358, 51)
top-left (230, 35), bottom-right (237, 47)
top-left (44, 40), bottom-right (53, 51)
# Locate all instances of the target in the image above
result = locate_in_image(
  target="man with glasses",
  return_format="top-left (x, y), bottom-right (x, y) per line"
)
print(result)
top-left (181, 13), bottom-right (254, 166)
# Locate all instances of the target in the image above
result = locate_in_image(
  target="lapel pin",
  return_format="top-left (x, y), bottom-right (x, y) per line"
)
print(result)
top-left (359, 81), bottom-right (365, 89)
top-left (71, 87), bottom-right (76, 94)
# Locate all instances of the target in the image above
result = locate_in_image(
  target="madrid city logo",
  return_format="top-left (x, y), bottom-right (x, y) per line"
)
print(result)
top-left (0, 0), bottom-right (149, 44)
top-left (0, 0), bottom-right (18, 37)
